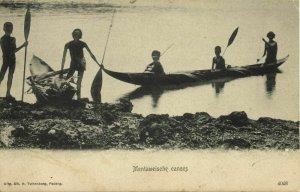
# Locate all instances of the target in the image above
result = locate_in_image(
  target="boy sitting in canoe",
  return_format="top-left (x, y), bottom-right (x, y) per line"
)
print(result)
top-left (262, 31), bottom-right (277, 64)
top-left (211, 46), bottom-right (226, 71)
top-left (144, 50), bottom-right (165, 75)
top-left (60, 28), bottom-right (100, 99)
top-left (0, 22), bottom-right (28, 101)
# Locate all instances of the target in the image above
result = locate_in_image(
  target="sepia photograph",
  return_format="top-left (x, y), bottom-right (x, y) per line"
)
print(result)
top-left (0, 0), bottom-right (299, 191)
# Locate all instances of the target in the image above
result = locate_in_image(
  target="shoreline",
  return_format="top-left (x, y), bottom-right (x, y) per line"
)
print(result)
top-left (0, 98), bottom-right (298, 150)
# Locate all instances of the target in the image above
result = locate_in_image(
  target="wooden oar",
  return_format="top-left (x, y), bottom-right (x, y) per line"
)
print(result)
top-left (90, 9), bottom-right (116, 102)
top-left (21, 6), bottom-right (31, 101)
top-left (222, 27), bottom-right (239, 56)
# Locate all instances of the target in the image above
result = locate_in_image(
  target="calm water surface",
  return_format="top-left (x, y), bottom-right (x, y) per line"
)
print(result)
top-left (0, 0), bottom-right (298, 120)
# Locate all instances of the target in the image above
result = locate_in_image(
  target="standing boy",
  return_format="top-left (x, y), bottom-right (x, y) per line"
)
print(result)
top-left (60, 28), bottom-right (100, 99)
top-left (0, 22), bottom-right (28, 100)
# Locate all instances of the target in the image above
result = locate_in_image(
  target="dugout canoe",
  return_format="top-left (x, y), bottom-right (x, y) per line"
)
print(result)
top-left (102, 55), bottom-right (289, 86)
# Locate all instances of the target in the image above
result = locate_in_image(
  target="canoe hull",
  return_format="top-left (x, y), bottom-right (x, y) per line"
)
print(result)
top-left (103, 55), bottom-right (289, 86)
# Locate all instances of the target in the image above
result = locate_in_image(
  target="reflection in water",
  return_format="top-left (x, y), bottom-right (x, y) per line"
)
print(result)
top-left (212, 81), bottom-right (225, 96)
top-left (120, 69), bottom-right (282, 108)
top-left (120, 78), bottom-right (233, 108)
top-left (150, 88), bottom-right (164, 108)
top-left (120, 86), bottom-right (164, 108)
top-left (265, 72), bottom-right (277, 96)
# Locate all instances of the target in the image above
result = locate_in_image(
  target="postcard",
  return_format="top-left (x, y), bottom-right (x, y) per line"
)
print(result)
top-left (0, 0), bottom-right (299, 191)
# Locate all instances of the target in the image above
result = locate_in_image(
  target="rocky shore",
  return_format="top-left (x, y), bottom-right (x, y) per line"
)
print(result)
top-left (0, 98), bottom-right (298, 150)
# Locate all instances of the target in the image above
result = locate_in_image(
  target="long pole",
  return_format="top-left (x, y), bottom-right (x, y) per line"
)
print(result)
top-left (161, 43), bottom-right (174, 57)
top-left (101, 9), bottom-right (116, 66)
top-left (21, 6), bottom-right (31, 101)
top-left (90, 9), bottom-right (116, 102)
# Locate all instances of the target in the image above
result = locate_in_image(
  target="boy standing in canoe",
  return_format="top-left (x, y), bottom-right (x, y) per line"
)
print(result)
top-left (60, 28), bottom-right (100, 99)
top-left (262, 31), bottom-right (277, 64)
top-left (0, 22), bottom-right (28, 100)
top-left (144, 50), bottom-right (165, 75)
top-left (211, 46), bottom-right (226, 71)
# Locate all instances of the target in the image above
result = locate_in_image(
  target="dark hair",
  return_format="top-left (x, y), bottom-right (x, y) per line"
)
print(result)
top-left (72, 28), bottom-right (82, 39)
top-left (3, 22), bottom-right (13, 31)
top-left (215, 46), bottom-right (221, 51)
top-left (152, 50), bottom-right (160, 56)
top-left (267, 31), bottom-right (275, 39)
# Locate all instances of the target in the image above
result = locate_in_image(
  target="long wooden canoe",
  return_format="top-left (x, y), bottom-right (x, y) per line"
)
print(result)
top-left (102, 55), bottom-right (289, 86)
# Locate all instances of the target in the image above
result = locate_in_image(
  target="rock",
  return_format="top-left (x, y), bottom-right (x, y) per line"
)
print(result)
top-left (79, 98), bottom-right (90, 103)
top-left (108, 122), bottom-right (121, 131)
top-left (139, 123), bottom-right (172, 145)
top-left (102, 111), bottom-right (116, 124)
top-left (0, 97), bottom-right (298, 150)
top-left (129, 124), bottom-right (136, 129)
top-left (0, 126), bottom-right (15, 147)
top-left (219, 138), bottom-right (251, 149)
top-left (139, 114), bottom-right (170, 127)
top-left (257, 117), bottom-right (276, 127)
top-left (194, 112), bottom-right (212, 124)
top-left (11, 125), bottom-right (26, 137)
top-left (227, 111), bottom-right (249, 126)
top-left (48, 129), bottom-right (56, 135)
top-left (118, 99), bottom-right (133, 112)
top-left (80, 111), bottom-right (103, 125)
top-left (182, 113), bottom-right (194, 119)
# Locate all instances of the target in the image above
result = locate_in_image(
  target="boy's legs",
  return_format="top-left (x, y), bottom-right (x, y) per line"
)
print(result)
top-left (66, 66), bottom-right (76, 80)
top-left (6, 64), bottom-right (16, 97)
top-left (0, 63), bottom-right (9, 84)
top-left (77, 70), bottom-right (84, 99)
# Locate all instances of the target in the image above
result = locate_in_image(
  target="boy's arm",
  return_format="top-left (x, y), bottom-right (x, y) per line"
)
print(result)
top-left (158, 63), bottom-right (165, 74)
top-left (85, 45), bottom-right (101, 67)
top-left (262, 43), bottom-right (267, 57)
top-left (60, 45), bottom-right (68, 77)
top-left (262, 38), bottom-right (271, 47)
top-left (15, 40), bottom-right (28, 53)
top-left (211, 58), bottom-right (215, 70)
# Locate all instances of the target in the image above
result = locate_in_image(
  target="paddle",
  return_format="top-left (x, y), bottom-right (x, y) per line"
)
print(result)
top-left (219, 27), bottom-right (247, 76)
top-left (222, 27), bottom-right (239, 56)
top-left (90, 9), bottom-right (116, 102)
top-left (161, 43), bottom-right (174, 57)
top-left (21, 6), bottom-right (31, 101)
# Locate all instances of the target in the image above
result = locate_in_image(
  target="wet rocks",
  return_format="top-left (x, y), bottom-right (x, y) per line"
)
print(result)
top-left (139, 114), bottom-right (180, 146)
top-left (0, 98), bottom-right (298, 150)
top-left (218, 111), bottom-right (249, 127)
top-left (219, 138), bottom-right (251, 149)
top-left (29, 119), bottom-right (105, 149)
top-left (227, 111), bottom-right (249, 126)
top-left (11, 125), bottom-right (27, 137)
top-left (140, 123), bottom-right (173, 145)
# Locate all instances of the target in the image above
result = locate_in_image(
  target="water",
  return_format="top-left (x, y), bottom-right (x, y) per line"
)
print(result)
top-left (0, 0), bottom-right (298, 121)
